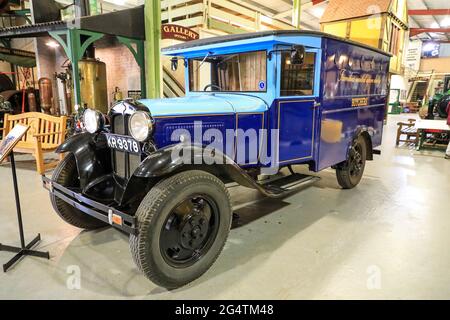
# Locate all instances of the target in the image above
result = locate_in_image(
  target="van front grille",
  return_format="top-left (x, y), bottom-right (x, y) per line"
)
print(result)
top-left (111, 114), bottom-right (141, 179)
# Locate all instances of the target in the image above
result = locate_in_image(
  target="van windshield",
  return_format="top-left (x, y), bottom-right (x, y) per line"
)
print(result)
top-left (188, 50), bottom-right (267, 92)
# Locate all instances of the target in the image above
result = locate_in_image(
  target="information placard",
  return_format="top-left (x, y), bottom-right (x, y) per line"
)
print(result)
top-left (0, 124), bottom-right (29, 164)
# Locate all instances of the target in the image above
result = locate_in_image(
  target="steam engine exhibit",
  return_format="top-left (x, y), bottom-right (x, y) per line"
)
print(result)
top-left (0, 0), bottom-right (141, 137)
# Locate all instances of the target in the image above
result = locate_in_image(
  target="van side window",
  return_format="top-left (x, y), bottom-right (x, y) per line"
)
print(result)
top-left (280, 52), bottom-right (316, 96)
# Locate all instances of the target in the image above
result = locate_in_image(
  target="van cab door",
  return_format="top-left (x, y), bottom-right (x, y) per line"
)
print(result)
top-left (276, 49), bottom-right (320, 164)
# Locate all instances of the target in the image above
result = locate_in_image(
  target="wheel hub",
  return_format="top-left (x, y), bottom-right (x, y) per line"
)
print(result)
top-left (160, 194), bottom-right (220, 267)
top-left (180, 213), bottom-right (209, 250)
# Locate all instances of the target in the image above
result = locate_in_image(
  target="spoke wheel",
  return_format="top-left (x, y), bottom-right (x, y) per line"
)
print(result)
top-left (160, 195), bottom-right (220, 268)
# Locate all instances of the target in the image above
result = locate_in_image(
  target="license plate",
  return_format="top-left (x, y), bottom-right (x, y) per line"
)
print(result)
top-left (106, 134), bottom-right (141, 154)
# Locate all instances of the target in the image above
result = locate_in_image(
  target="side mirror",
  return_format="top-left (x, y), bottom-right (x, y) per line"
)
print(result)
top-left (291, 45), bottom-right (305, 65)
top-left (171, 57), bottom-right (178, 71)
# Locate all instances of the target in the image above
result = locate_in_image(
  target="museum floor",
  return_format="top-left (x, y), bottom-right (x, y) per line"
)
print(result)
top-left (0, 114), bottom-right (449, 300)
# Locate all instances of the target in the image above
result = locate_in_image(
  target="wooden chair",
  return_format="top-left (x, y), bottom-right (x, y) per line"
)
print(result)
top-left (0, 112), bottom-right (67, 174)
top-left (396, 118), bottom-right (418, 146)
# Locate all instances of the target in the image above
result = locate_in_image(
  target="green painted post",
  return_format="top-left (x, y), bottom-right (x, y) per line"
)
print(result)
top-left (292, 0), bottom-right (301, 30)
top-left (144, 0), bottom-right (161, 99)
top-left (68, 29), bottom-right (82, 107)
top-left (89, 0), bottom-right (99, 15)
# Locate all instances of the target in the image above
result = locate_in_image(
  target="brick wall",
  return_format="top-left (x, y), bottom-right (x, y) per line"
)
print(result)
top-left (39, 36), bottom-right (142, 111)
top-left (95, 38), bottom-right (142, 107)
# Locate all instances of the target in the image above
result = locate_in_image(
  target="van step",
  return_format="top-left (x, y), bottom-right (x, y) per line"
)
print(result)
top-left (258, 173), bottom-right (320, 198)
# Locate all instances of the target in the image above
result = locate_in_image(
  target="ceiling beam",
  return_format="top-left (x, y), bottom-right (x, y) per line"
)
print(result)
top-left (410, 28), bottom-right (450, 37)
top-left (408, 9), bottom-right (450, 16)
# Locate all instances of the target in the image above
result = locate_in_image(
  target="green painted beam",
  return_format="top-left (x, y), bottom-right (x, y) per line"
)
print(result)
top-left (49, 30), bottom-right (81, 106)
top-left (67, 30), bottom-right (82, 107)
top-left (292, 0), bottom-right (301, 30)
top-left (49, 29), bottom-right (105, 106)
top-left (144, 0), bottom-right (161, 99)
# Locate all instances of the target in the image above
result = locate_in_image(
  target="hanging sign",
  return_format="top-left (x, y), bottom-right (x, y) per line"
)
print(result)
top-left (405, 40), bottom-right (422, 71)
top-left (162, 24), bottom-right (199, 42)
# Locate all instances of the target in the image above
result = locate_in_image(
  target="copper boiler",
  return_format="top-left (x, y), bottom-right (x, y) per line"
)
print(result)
top-left (0, 0), bottom-right (10, 12)
top-left (38, 78), bottom-right (53, 114)
top-left (27, 88), bottom-right (38, 112)
top-left (79, 58), bottom-right (108, 114)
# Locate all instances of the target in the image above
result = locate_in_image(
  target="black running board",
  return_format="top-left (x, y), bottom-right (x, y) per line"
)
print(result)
top-left (257, 173), bottom-right (321, 198)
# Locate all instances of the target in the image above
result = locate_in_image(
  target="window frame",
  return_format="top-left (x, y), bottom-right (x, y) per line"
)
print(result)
top-left (187, 49), bottom-right (269, 93)
top-left (277, 47), bottom-right (321, 99)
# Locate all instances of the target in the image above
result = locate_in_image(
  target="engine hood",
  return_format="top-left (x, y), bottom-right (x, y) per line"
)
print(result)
top-left (138, 94), bottom-right (268, 117)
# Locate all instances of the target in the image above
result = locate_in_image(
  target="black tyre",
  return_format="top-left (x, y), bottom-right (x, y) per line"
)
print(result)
top-left (336, 135), bottom-right (367, 189)
top-left (130, 170), bottom-right (232, 289)
top-left (50, 153), bottom-right (107, 229)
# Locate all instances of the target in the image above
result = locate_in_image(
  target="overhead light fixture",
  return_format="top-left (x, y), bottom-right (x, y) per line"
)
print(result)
top-left (309, 6), bottom-right (325, 18)
top-left (441, 17), bottom-right (450, 27)
top-left (430, 22), bottom-right (440, 28)
top-left (46, 40), bottom-right (60, 48)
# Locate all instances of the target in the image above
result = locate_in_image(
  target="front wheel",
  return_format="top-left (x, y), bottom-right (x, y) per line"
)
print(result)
top-left (130, 170), bottom-right (232, 289)
top-left (336, 135), bottom-right (367, 189)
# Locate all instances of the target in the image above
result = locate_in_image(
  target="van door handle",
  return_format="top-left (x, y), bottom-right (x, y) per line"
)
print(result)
top-left (313, 102), bottom-right (321, 108)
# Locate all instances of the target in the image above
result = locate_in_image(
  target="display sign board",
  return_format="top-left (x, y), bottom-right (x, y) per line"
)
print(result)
top-left (405, 40), bottom-right (422, 71)
top-left (422, 42), bottom-right (440, 58)
top-left (127, 90), bottom-right (142, 101)
top-left (0, 124), bottom-right (29, 164)
top-left (162, 24), bottom-right (199, 42)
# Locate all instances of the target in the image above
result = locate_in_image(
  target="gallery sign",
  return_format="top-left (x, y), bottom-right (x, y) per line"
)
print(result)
top-left (162, 24), bottom-right (199, 42)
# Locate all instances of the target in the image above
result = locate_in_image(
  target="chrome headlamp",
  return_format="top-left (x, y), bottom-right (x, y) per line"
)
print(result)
top-left (129, 111), bottom-right (153, 142)
top-left (83, 109), bottom-right (104, 134)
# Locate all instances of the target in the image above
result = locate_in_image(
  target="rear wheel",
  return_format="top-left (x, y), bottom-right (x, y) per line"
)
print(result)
top-left (336, 135), bottom-right (367, 189)
top-left (130, 170), bottom-right (232, 289)
top-left (50, 153), bottom-right (107, 229)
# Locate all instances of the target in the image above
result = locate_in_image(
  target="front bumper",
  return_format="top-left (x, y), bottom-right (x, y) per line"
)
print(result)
top-left (42, 176), bottom-right (138, 235)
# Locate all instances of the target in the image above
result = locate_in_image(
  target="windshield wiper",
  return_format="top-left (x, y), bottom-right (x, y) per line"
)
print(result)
top-left (195, 51), bottom-right (213, 73)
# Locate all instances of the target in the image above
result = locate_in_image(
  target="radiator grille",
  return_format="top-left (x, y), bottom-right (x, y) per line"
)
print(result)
top-left (111, 114), bottom-right (141, 179)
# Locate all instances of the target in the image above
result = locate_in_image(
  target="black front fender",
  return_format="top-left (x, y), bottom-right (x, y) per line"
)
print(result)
top-left (56, 133), bottom-right (111, 188)
top-left (133, 144), bottom-right (262, 190)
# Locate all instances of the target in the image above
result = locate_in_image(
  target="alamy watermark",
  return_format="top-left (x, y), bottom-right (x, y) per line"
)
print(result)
top-left (66, 265), bottom-right (81, 290)
top-left (366, 265), bottom-right (382, 290)
top-left (366, 5), bottom-right (382, 30)
top-left (169, 121), bottom-right (280, 175)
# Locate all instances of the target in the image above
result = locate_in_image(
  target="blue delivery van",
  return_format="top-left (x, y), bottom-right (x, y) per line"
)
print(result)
top-left (43, 30), bottom-right (390, 288)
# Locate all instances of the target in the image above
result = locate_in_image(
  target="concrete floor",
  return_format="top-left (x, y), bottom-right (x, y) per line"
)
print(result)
top-left (0, 114), bottom-right (449, 300)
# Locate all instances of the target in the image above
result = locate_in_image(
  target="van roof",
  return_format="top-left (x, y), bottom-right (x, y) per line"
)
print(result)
top-left (162, 30), bottom-right (391, 57)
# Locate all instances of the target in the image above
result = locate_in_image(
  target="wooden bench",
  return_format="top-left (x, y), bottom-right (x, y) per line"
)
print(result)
top-left (396, 118), bottom-right (419, 146)
top-left (0, 112), bottom-right (67, 174)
